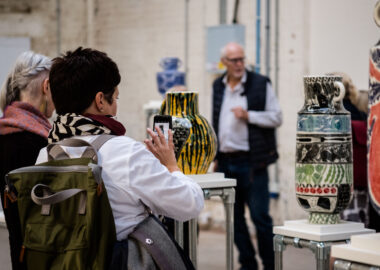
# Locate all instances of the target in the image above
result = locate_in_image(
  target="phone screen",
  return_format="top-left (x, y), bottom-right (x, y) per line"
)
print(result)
top-left (153, 115), bottom-right (172, 142)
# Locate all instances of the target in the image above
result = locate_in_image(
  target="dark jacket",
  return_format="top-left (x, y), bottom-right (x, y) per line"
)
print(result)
top-left (212, 71), bottom-right (278, 169)
top-left (342, 99), bottom-right (367, 189)
top-left (351, 120), bottom-right (367, 189)
top-left (343, 99), bottom-right (367, 121)
top-left (0, 132), bottom-right (48, 270)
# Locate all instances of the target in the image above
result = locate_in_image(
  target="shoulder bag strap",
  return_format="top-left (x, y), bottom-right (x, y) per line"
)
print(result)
top-left (129, 201), bottom-right (194, 270)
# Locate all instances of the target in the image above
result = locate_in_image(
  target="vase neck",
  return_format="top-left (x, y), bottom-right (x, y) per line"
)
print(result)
top-left (302, 76), bottom-right (344, 113)
top-left (166, 92), bottom-right (199, 116)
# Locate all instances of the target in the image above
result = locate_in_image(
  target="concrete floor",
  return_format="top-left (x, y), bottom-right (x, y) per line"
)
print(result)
top-left (0, 226), bottom-right (316, 270)
top-left (197, 230), bottom-right (316, 270)
top-left (0, 225), bottom-right (11, 270)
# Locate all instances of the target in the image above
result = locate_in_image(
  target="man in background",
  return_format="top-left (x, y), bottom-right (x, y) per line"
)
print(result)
top-left (212, 42), bottom-right (282, 270)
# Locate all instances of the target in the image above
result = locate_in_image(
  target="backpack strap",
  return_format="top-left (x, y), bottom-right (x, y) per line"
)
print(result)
top-left (91, 135), bottom-right (116, 151)
top-left (31, 184), bottom-right (87, 216)
top-left (47, 135), bottom-right (116, 162)
top-left (80, 135), bottom-right (115, 161)
top-left (48, 139), bottom-right (95, 161)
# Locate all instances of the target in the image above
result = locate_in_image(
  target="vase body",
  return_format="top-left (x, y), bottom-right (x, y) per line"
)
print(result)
top-left (160, 91), bottom-right (217, 174)
top-left (368, 45), bottom-right (380, 215)
top-left (156, 57), bottom-right (186, 96)
top-left (295, 76), bottom-right (353, 224)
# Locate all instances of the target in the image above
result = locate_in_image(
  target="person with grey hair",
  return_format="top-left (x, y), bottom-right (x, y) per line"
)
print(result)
top-left (0, 51), bottom-right (54, 270)
top-left (212, 42), bottom-right (282, 270)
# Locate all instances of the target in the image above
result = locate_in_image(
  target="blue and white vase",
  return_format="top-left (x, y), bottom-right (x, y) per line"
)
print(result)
top-left (295, 75), bottom-right (353, 224)
top-left (156, 57), bottom-right (186, 96)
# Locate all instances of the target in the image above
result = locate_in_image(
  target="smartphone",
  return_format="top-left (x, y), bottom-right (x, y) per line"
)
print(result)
top-left (153, 115), bottom-right (172, 142)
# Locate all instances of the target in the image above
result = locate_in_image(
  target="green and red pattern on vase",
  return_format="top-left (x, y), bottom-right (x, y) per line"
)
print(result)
top-left (160, 91), bottom-right (217, 174)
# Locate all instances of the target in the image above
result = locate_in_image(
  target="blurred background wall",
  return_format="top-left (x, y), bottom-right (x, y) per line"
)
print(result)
top-left (0, 0), bottom-right (378, 226)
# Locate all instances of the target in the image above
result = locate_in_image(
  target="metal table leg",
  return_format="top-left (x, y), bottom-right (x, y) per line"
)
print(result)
top-left (189, 218), bottom-right (198, 268)
top-left (174, 220), bottom-right (184, 248)
top-left (310, 241), bottom-right (331, 270)
top-left (223, 188), bottom-right (235, 270)
top-left (274, 234), bottom-right (286, 270)
top-left (334, 260), bottom-right (352, 270)
top-left (274, 235), bottom-right (351, 270)
top-left (203, 187), bottom-right (236, 270)
top-left (334, 259), bottom-right (380, 270)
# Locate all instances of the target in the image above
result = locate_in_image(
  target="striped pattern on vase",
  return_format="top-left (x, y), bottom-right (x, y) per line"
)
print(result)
top-left (161, 91), bottom-right (217, 174)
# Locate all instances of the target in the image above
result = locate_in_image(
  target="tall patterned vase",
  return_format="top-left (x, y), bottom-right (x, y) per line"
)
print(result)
top-left (160, 91), bottom-right (217, 174)
top-left (295, 76), bottom-right (353, 224)
top-left (156, 57), bottom-right (186, 96)
top-left (368, 44), bottom-right (380, 215)
top-left (368, 1), bottom-right (380, 215)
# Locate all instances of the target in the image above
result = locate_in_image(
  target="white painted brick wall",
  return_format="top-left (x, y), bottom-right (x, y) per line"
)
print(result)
top-left (0, 0), bottom-right (56, 57)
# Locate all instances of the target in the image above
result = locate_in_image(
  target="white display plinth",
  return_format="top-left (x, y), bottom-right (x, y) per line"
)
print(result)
top-left (180, 172), bottom-right (236, 270)
top-left (332, 233), bottom-right (380, 266)
top-left (142, 100), bottom-right (162, 111)
top-left (274, 219), bottom-right (375, 241)
top-left (189, 172), bottom-right (236, 189)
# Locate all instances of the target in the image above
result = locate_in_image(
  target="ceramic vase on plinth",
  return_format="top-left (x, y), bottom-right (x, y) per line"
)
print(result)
top-left (160, 91), bottom-right (217, 174)
top-left (156, 57), bottom-right (186, 96)
top-left (295, 76), bottom-right (353, 224)
top-left (368, 44), bottom-right (380, 215)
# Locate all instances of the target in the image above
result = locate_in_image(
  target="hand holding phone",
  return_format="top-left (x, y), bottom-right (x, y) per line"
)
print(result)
top-left (153, 115), bottom-right (172, 143)
top-left (144, 116), bottom-right (179, 172)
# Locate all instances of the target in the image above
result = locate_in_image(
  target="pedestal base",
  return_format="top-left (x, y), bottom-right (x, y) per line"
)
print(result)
top-left (274, 220), bottom-right (375, 270)
top-left (332, 233), bottom-right (380, 267)
top-left (274, 219), bottom-right (374, 241)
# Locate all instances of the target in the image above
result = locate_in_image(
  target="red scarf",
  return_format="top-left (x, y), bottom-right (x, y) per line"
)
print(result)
top-left (0, 101), bottom-right (51, 138)
top-left (84, 113), bottom-right (126, 136)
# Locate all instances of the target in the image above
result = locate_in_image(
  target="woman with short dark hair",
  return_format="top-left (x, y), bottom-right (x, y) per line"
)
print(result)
top-left (36, 47), bottom-right (204, 267)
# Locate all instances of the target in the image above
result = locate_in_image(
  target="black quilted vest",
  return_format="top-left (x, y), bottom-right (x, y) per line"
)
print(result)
top-left (212, 71), bottom-right (279, 169)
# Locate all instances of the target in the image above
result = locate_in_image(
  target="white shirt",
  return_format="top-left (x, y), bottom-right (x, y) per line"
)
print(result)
top-left (36, 135), bottom-right (204, 241)
top-left (218, 72), bottom-right (282, 153)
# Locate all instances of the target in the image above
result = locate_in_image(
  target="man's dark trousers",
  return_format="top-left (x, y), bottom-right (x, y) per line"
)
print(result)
top-left (218, 154), bottom-right (274, 270)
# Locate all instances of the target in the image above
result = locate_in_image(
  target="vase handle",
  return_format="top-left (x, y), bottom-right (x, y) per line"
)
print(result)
top-left (333, 81), bottom-right (345, 103)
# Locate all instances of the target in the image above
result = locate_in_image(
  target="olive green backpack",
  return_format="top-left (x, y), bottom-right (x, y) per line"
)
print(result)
top-left (4, 135), bottom-right (116, 270)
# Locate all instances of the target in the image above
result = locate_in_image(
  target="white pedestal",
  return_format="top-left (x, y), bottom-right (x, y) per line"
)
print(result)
top-left (189, 172), bottom-right (236, 189)
top-left (332, 233), bottom-right (380, 266)
top-left (178, 172), bottom-right (236, 270)
top-left (274, 219), bottom-right (375, 241)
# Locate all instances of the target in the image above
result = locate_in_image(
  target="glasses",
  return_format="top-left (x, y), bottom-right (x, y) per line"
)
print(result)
top-left (225, 57), bottom-right (245, 64)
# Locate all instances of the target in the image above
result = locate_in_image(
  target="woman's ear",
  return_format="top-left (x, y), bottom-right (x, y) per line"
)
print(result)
top-left (42, 78), bottom-right (49, 95)
top-left (95, 92), bottom-right (105, 112)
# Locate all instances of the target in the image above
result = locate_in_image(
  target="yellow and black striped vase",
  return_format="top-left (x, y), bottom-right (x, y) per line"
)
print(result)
top-left (160, 91), bottom-right (217, 174)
